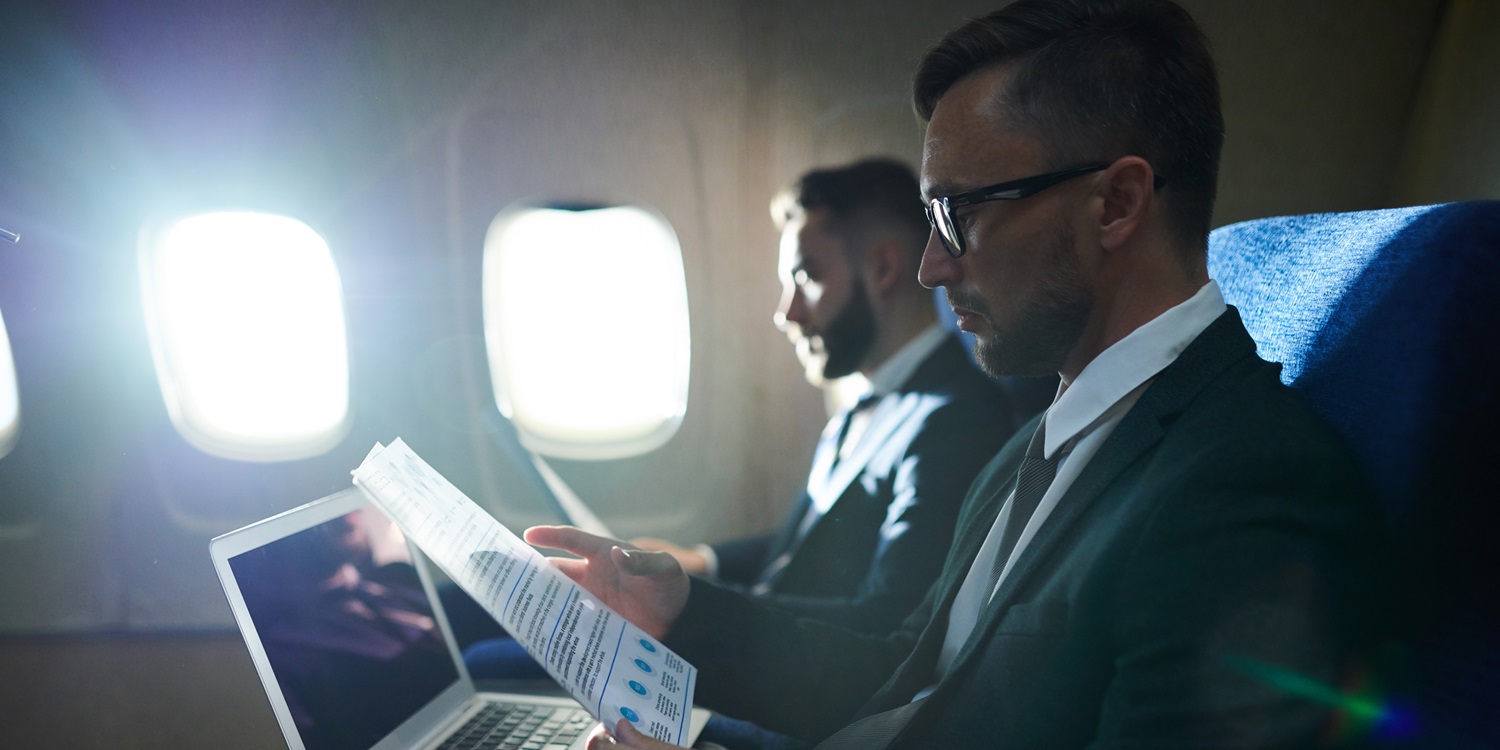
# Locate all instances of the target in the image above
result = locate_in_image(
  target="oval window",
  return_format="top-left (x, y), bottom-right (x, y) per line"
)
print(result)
top-left (0, 307), bottom-right (18, 459)
top-left (139, 211), bottom-right (351, 461)
top-left (483, 205), bottom-right (690, 459)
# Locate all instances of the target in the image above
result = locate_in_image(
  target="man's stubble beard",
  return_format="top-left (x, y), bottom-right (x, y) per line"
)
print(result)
top-left (969, 223), bottom-right (1093, 378)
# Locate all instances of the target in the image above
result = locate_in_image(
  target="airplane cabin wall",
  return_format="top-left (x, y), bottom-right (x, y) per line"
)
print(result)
top-left (1392, 0), bottom-right (1500, 205)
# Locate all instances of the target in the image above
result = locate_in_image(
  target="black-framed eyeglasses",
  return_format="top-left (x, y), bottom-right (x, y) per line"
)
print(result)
top-left (924, 162), bottom-right (1165, 258)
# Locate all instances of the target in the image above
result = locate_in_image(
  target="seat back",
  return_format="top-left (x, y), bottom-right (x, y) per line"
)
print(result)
top-left (1208, 201), bottom-right (1500, 747)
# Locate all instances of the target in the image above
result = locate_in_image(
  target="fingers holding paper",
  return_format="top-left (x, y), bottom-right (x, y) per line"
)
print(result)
top-left (585, 718), bottom-right (679, 749)
top-left (524, 525), bottom-right (689, 641)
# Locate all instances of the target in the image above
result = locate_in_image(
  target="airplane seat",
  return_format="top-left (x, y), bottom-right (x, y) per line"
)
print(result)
top-left (1207, 201), bottom-right (1500, 748)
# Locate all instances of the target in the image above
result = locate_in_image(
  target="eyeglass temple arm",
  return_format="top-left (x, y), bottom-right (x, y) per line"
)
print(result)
top-left (973, 167), bottom-right (1167, 202)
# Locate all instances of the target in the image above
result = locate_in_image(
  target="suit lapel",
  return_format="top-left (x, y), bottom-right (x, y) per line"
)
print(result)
top-left (948, 404), bottom-right (1167, 671)
top-left (805, 334), bottom-right (973, 516)
top-left (764, 394), bottom-right (920, 584)
top-left (807, 393), bottom-right (920, 514)
top-left (804, 408), bottom-right (845, 497)
top-left (930, 417), bottom-right (1035, 612)
top-left (858, 421), bottom-right (1034, 715)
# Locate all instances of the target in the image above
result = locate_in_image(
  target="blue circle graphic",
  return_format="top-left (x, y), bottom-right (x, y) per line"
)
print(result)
top-left (620, 707), bottom-right (640, 723)
top-left (639, 639), bottom-right (657, 653)
top-left (634, 658), bottom-right (653, 673)
top-left (629, 680), bottom-right (648, 696)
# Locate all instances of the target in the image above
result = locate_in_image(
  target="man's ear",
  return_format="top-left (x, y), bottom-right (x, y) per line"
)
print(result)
top-left (1097, 156), bottom-right (1155, 252)
top-left (862, 237), bottom-right (909, 296)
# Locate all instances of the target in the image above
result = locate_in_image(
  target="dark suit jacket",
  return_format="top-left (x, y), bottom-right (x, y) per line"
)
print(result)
top-left (668, 309), bottom-right (1390, 748)
top-left (710, 334), bottom-right (1016, 634)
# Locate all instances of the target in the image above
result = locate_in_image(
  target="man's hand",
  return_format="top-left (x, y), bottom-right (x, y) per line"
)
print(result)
top-left (524, 526), bottom-right (690, 641)
top-left (630, 537), bottom-right (709, 577)
top-left (585, 718), bottom-right (682, 749)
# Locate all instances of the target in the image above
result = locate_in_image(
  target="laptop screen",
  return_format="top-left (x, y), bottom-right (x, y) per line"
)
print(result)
top-left (229, 503), bottom-right (461, 750)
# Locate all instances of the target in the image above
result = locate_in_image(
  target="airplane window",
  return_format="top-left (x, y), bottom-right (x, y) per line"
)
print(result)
top-left (139, 211), bottom-right (351, 461)
top-left (483, 205), bottom-right (690, 459)
top-left (0, 308), bottom-right (18, 459)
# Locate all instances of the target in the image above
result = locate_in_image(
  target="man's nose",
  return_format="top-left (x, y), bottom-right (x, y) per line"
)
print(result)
top-left (917, 231), bottom-right (959, 290)
top-left (774, 285), bottom-right (806, 330)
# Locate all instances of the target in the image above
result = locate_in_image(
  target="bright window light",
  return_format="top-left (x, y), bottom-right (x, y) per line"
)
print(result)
top-left (140, 211), bottom-right (350, 461)
top-left (0, 307), bottom-right (18, 459)
top-left (484, 205), bottom-right (690, 459)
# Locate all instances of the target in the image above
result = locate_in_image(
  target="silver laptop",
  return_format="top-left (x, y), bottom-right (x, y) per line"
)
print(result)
top-left (211, 487), bottom-right (709, 750)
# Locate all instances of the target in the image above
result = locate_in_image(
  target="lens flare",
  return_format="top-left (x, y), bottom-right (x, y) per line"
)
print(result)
top-left (1223, 653), bottom-right (1418, 742)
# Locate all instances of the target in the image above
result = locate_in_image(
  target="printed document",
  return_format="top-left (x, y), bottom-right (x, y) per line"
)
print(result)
top-left (351, 439), bottom-right (698, 746)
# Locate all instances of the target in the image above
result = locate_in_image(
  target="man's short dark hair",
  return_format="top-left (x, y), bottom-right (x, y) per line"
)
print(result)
top-left (772, 157), bottom-right (930, 263)
top-left (913, 0), bottom-right (1224, 251)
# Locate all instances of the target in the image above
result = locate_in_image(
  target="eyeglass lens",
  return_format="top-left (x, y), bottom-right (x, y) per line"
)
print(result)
top-left (929, 200), bottom-right (963, 257)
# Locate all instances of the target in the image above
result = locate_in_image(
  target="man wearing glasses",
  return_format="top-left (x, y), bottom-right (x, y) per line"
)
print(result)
top-left (539, 1), bottom-right (1387, 747)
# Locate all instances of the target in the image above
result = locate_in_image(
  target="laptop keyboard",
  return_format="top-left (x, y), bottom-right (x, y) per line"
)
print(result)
top-left (438, 702), bottom-right (594, 750)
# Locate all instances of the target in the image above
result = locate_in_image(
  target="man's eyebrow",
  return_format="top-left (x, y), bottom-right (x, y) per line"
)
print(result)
top-left (922, 182), bottom-right (964, 202)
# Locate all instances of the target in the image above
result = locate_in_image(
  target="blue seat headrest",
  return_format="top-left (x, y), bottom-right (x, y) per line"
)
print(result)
top-left (1209, 201), bottom-right (1500, 518)
top-left (1210, 201), bottom-right (1500, 746)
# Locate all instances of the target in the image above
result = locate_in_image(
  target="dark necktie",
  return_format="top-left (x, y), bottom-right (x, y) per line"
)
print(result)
top-left (987, 414), bottom-right (1060, 586)
top-left (833, 392), bottom-right (881, 466)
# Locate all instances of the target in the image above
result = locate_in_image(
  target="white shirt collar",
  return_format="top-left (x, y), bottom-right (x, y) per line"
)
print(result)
top-left (1043, 280), bottom-right (1227, 457)
top-left (866, 323), bottom-right (950, 397)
